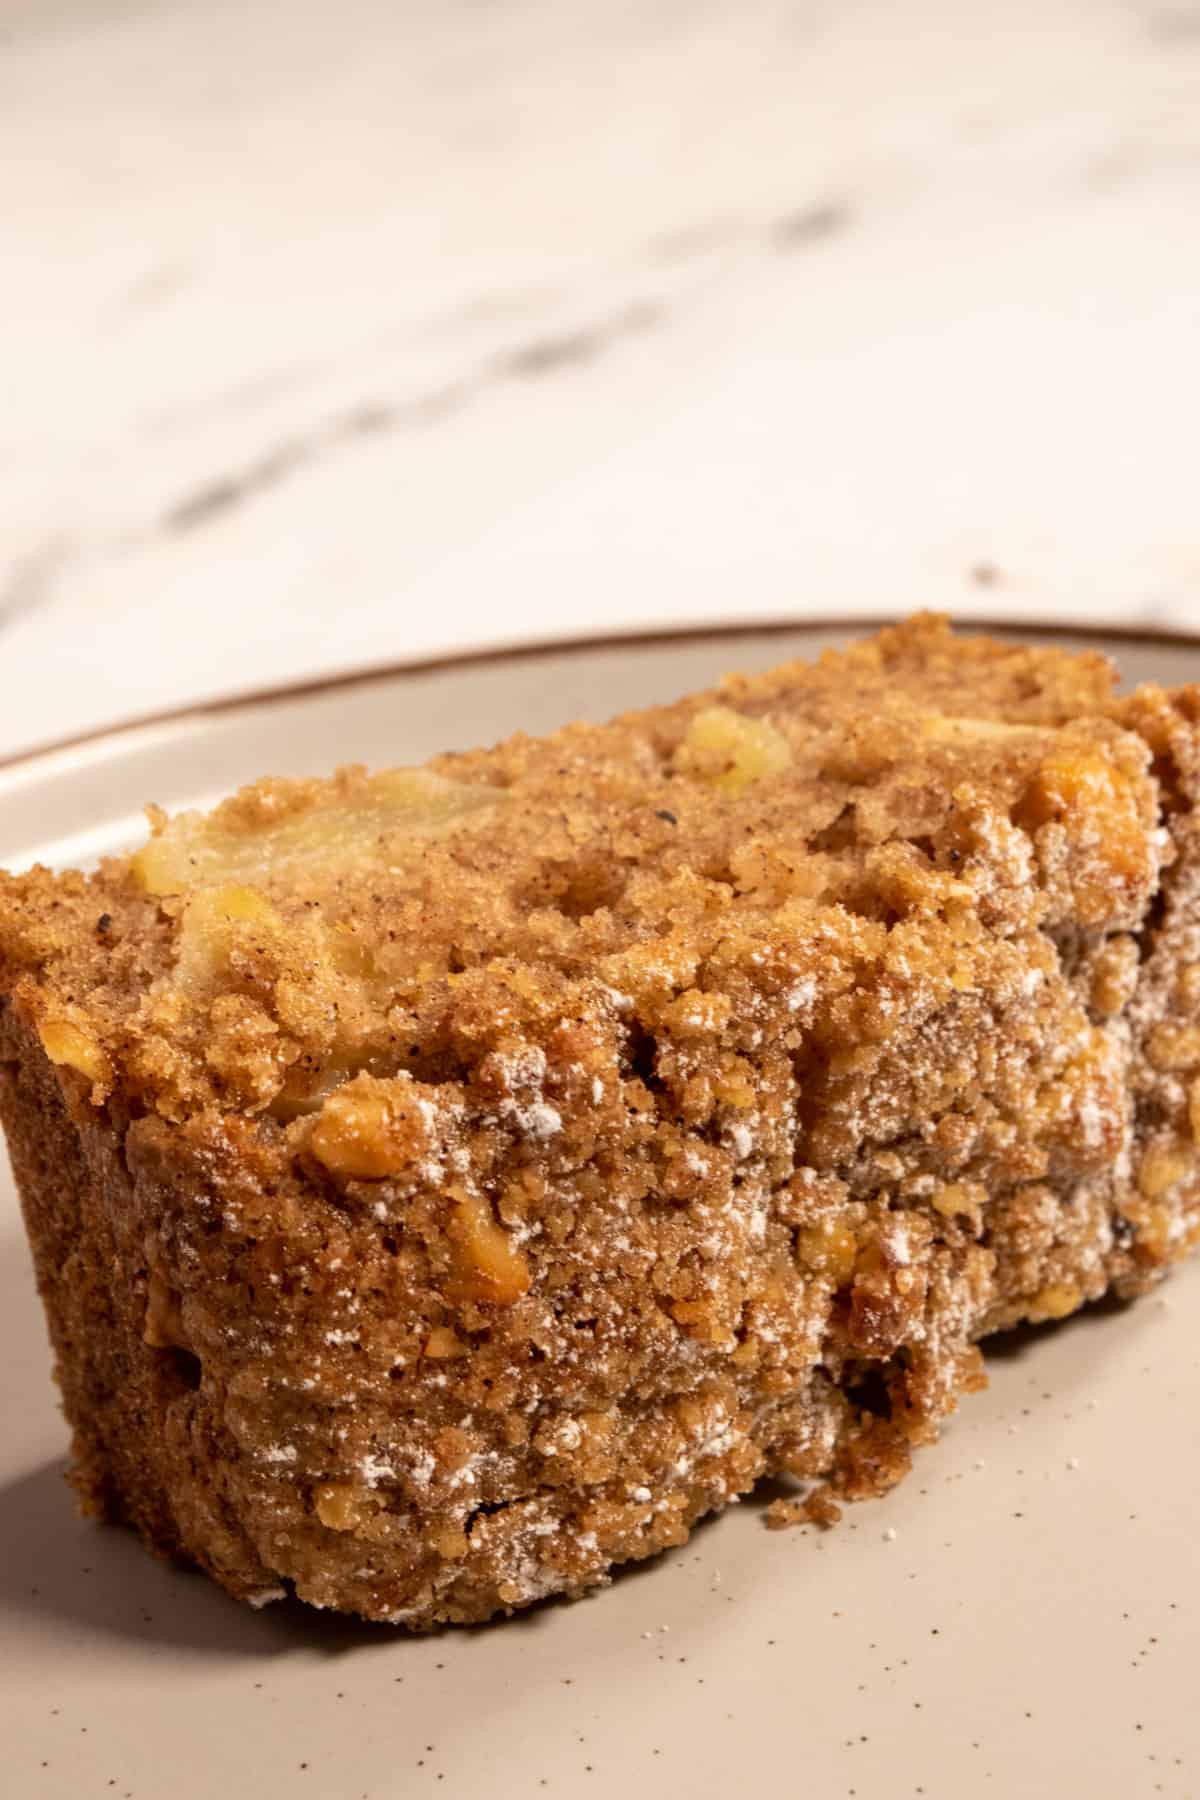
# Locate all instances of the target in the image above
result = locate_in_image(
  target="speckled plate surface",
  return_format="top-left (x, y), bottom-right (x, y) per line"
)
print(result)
top-left (3, 621), bottom-right (1199, 1800)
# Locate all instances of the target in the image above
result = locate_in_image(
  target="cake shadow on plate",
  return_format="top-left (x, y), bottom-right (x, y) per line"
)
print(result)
top-left (0, 1214), bottom-right (693, 1654)
top-left (0, 1452), bottom-right (404, 1659)
top-left (0, 1226), bottom-right (368, 1659)
top-left (982, 1288), bottom-right (1133, 1361)
top-left (0, 1451), bottom-right (722, 1656)
top-left (0, 1221), bottom-right (1144, 1658)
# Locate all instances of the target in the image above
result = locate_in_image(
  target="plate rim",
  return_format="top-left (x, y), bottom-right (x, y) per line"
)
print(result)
top-left (4, 612), bottom-right (1197, 782)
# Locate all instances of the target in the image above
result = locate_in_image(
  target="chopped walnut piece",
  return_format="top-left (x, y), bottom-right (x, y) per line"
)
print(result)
top-left (1016, 742), bottom-right (1152, 925)
top-left (795, 1221), bottom-right (858, 1286)
top-left (766, 1486), bottom-right (843, 1530)
top-left (315, 1483), bottom-right (374, 1532)
top-left (446, 1191), bottom-right (531, 1307)
top-left (1027, 1282), bottom-right (1083, 1322)
top-left (309, 1073), bottom-right (438, 1180)
top-left (37, 1013), bottom-right (111, 1089)
top-left (1089, 936), bottom-right (1140, 1016)
top-left (1148, 1024), bottom-right (1200, 1072)
top-left (423, 1327), bottom-right (467, 1360)
top-left (1138, 1140), bottom-right (1196, 1200)
top-left (931, 1181), bottom-right (986, 1226)
top-left (1137, 1205), bottom-right (1174, 1261)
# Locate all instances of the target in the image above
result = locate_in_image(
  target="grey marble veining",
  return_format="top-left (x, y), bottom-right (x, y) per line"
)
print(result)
top-left (3, 0), bottom-right (1199, 754)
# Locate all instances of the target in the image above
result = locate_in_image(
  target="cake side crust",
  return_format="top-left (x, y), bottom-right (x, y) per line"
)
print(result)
top-left (0, 622), bottom-right (1198, 1626)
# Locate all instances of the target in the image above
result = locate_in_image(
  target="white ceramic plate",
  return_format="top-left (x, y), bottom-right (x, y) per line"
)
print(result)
top-left (3, 622), bottom-right (1200, 1800)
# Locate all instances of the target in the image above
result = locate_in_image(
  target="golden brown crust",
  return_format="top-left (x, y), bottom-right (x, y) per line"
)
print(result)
top-left (1, 614), bottom-right (1198, 1627)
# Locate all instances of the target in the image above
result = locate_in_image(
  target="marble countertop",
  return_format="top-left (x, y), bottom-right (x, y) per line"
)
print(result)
top-left (5, 0), bottom-right (1199, 758)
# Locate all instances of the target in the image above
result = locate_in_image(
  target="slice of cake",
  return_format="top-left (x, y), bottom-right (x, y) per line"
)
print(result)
top-left (1, 615), bottom-right (1197, 1626)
